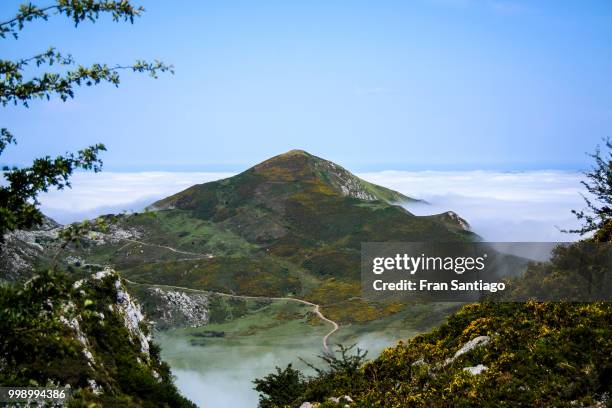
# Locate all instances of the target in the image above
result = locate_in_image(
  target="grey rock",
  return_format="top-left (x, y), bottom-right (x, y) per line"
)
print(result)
top-left (463, 364), bottom-right (488, 375)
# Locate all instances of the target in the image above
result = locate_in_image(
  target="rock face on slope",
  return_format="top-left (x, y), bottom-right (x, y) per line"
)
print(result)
top-left (0, 267), bottom-right (195, 407)
top-left (0, 215), bottom-right (144, 283)
top-left (426, 211), bottom-right (471, 232)
top-left (0, 218), bottom-right (211, 330)
top-left (0, 216), bottom-right (61, 281)
top-left (145, 287), bottom-right (210, 329)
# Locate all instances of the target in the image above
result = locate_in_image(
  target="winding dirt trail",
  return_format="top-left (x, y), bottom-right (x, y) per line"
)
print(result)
top-left (120, 239), bottom-right (339, 350)
top-left (123, 239), bottom-right (214, 259)
top-left (124, 279), bottom-right (339, 352)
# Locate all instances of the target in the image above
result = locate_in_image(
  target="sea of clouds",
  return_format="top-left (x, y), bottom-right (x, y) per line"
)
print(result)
top-left (362, 170), bottom-right (586, 241)
top-left (39, 169), bottom-right (587, 242)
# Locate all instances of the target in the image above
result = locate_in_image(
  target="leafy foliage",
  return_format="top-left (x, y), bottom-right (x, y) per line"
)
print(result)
top-left (0, 269), bottom-right (85, 385)
top-left (1, 1), bottom-right (143, 40)
top-left (253, 364), bottom-right (306, 408)
top-left (568, 138), bottom-right (612, 237)
top-left (253, 345), bottom-right (369, 408)
top-left (499, 241), bottom-right (612, 302)
top-left (0, 1), bottom-right (172, 238)
top-left (0, 48), bottom-right (173, 107)
top-left (0, 2), bottom-right (190, 405)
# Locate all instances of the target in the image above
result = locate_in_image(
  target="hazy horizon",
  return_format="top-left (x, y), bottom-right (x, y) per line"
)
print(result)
top-left (38, 168), bottom-right (585, 242)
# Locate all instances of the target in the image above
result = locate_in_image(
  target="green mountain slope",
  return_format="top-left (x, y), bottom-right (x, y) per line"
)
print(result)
top-left (145, 149), bottom-right (473, 260)
top-left (3, 150), bottom-right (476, 326)
top-left (152, 149), bottom-right (418, 212)
top-left (65, 150), bottom-right (475, 324)
top-left (0, 150), bottom-right (480, 405)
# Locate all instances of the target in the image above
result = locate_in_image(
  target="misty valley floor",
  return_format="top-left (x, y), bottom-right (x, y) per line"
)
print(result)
top-left (154, 299), bottom-right (457, 407)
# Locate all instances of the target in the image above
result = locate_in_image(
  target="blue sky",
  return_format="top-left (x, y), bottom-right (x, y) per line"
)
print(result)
top-left (1, 0), bottom-right (612, 171)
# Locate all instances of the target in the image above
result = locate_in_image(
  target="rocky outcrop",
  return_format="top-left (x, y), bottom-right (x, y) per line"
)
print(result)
top-left (83, 222), bottom-right (142, 246)
top-left (1, 216), bottom-right (142, 282)
top-left (299, 395), bottom-right (354, 408)
top-left (427, 211), bottom-right (471, 231)
top-left (452, 335), bottom-right (490, 360)
top-left (146, 287), bottom-right (209, 329)
top-left (68, 268), bottom-right (157, 385)
top-left (437, 335), bottom-right (490, 369)
top-left (463, 364), bottom-right (488, 375)
top-left (0, 216), bottom-right (62, 281)
top-left (411, 335), bottom-right (492, 376)
top-left (59, 306), bottom-right (97, 368)
top-left (444, 211), bottom-right (471, 231)
top-left (102, 269), bottom-right (152, 358)
top-left (3, 265), bottom-right (194, 406)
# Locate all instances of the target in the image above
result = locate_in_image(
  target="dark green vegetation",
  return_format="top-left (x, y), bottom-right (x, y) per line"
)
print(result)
top-left (0, 269), bottom-right (195, 407)
top-left (254, 364), bottom-right (307, 408)
top-left (499, 241), bottom-right (612, 302)
top-left (254, 240), bottom-right (612, 407)
top-left (254, 345), bottom-right (368, 408)
top-left (72, 150), bottom-right (475, 324)
top-left (255, 300), bottom-right (612, 408)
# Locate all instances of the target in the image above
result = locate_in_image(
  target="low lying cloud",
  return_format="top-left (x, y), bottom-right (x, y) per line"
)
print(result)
top-left (39, 170), bottom-right (587, 242)
top-left (161, 327), bottom-right (439, 407)
top-left (359, 170), bottom-right (586, 242)
top-left (39, 172), bottom-right (235, 223)
top-left (172, 367), bottom-right (261, 407)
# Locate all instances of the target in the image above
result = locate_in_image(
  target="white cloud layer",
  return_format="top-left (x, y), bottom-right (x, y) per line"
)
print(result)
top-left (39, 172), bottom-right (235, 223)
top-left (39, 170), bottom-right (587, 242)
top-left (360, 170), bottom-right (585, 241)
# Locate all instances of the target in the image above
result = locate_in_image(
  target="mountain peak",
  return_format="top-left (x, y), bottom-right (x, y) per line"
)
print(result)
top-left (141, 151), bottom-right (475, 272)
top-left (281, 149), bottom-right (310, 156)
top-left (151, 151), bottom-right (420, 213)
top-left (250, 150), bottom-right (414, 202)
top-left (253, 149), bottom-right (318, 176)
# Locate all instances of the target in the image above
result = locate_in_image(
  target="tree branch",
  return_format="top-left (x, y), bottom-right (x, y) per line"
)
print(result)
top-left (1, 59), bottom-right (173, 107)
top-left (0, 1), bottom-right (144, 39)
top-left (0, 143), bottom-right (107, 236)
